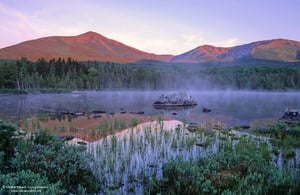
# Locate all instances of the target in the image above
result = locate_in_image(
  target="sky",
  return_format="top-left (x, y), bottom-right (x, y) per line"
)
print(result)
top-left (0, 0), bottom-right (299, 55)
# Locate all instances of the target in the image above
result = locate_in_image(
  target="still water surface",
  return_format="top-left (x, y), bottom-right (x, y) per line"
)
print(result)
top-left (0, 90), bottom-right (299, 125)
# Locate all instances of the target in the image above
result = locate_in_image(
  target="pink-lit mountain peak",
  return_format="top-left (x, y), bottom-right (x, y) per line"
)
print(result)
top-left (0, 32), bottom-right (299, 63)
top-left (0, 31), bottom-right (173, 63)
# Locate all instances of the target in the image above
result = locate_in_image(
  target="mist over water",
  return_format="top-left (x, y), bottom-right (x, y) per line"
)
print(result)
top-left (0, 90), bottom-right (299, 125)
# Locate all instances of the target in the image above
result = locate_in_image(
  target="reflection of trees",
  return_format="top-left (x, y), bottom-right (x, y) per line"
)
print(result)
top-left (0, 95), bottom-right (27, 119)
top-left (16, 96), bottom-right (26, 118)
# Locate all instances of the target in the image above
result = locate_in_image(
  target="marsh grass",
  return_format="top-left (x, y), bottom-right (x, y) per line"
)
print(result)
top-left (69, 123), bottom-right (78, 132)
top-left (255, 122), bottom-right (300, 160)
top-left (88, 121), bottom-right (213, 193)
top-left (130, 118), bottom-right (138, 128)
top-left (71, 120), bottom-right (300, 194)
top-left (36, 113), bottom-right (49, 122)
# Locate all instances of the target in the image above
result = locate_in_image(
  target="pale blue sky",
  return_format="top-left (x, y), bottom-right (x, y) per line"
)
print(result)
top-left (0, 0), bottom-right (299, 54)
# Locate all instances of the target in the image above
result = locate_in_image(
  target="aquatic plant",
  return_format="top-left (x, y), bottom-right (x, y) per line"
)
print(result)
top-left (36, 113), bottom-right (49, 122)
top-left (157, 115), bottom-right (164, 130)
top-left (130, 118), bottom-right (138, 128)
top-left (31, 118), bottom-right (40, 130)
top-left (69, 123), bottom-right (77, 132)
top-left (20, 118), bottom-right (296, 194)
top-left (146, 137), bottom-right (299, 194)
top-left (88, 120), bottom-right (222, 193)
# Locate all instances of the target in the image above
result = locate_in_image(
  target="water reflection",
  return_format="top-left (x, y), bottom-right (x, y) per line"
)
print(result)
top-left (0, 91), bottom-right (300, 126)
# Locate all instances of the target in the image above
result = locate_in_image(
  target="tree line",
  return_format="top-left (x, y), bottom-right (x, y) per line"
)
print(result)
top-left (0, 58), bottom-right (300, 91)
top-left (0, 57), bottom-right (166, 91)
top-left (201, 65), bottom-right (300, 90)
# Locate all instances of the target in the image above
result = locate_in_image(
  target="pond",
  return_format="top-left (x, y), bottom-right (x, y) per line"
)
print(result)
top-left (0, 90), bottom-right (299, 126)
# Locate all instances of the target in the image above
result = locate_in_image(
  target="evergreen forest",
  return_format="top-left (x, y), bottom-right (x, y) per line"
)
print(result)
top-left (0, 57), bottom-right (300, 92)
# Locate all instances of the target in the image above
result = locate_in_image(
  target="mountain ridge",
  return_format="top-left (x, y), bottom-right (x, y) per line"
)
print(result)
top-left (0, 31), bottom-right (173, 63)
top-left (171, 39), bottom-right (300, 63)
top-left (0, 31), bottom-right (300, 63)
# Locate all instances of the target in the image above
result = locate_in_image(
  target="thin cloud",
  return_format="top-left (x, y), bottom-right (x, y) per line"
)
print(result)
top-left (0, 3), bottom-right (40, 47)
top-left (182, 33), bottom-right (205, 49)
top-left (208, 38), bottom-right (240, 48)
top-left (107, 32), bottom-right (177, 54)
top-left (140, 39), bottom-right (178, 55)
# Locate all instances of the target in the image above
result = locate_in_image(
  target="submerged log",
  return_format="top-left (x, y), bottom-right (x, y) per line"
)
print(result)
top-left (69, 112), bottom-right (85, 116)
top-left (92, 110), bottom-right (107, 114)
top-left (93, 113), bottom-right (102, 118)
top-left (202, 107), bottom-right (211, 113)
top-left (234, 124), bottom-right (250, 129)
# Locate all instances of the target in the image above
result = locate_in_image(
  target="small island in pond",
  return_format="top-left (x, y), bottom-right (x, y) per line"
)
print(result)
top-left (153, 93), bottom-right (197, 108)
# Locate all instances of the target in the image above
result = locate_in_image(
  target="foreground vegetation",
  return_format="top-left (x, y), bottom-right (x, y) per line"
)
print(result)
top-left (1, 118), bottom-right (300, 194)
top-left (147, 137), bottom-right (299, 194)
top-left (145, 122), bottom-right (300, 194)
top-left (0, 120), bottom-right (99, 194)
top-left (256, 122), bottom-right (300, 158)
top-left (0, 58), bottom-right (300, 91)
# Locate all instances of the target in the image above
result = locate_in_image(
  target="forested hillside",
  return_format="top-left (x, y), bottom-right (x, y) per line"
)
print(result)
top-left (201, 65), bottom-right (300, 90)
top-left (0, 57), bottom-right (300, 92)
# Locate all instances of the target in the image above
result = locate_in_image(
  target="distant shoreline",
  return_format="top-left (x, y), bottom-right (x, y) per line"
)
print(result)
top-left (1, 88), bottom-right (300, 96)
top-left (0, 88), bottom-right (73, 95)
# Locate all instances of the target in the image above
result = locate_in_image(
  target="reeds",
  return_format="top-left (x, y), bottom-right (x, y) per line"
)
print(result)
top-left (87, 120), bottom-right (221, 193)
top-left (85, 119), bottom-right (300, 194)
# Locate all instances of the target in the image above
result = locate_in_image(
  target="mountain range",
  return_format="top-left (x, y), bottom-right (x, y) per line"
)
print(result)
top-left (0, 31), bottom-right (300, 63)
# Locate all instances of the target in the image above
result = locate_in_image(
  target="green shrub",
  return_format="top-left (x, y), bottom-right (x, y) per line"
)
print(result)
top-left (146, 138), bottom-right (297, 194)
top-left (0, 120), bottom-right (22, 165)
top-left (31, 129), bottom-right (56, 145)
top-left (13, 139), bottom-right (99, 194)
top-left (0, 170), bottom-right (65, 194)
